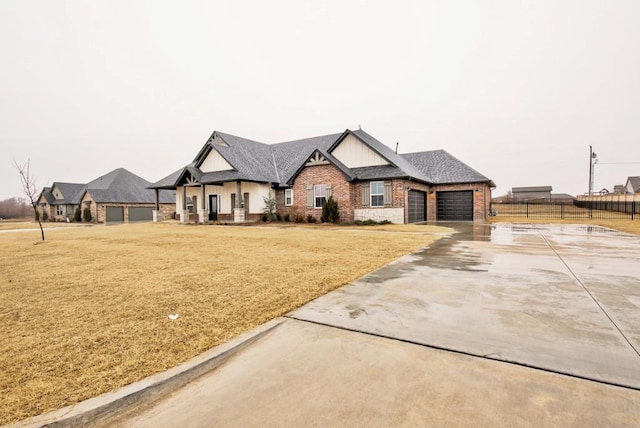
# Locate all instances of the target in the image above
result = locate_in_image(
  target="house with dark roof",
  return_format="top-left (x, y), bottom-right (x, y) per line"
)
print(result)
top-left (36, 182), bottom-right (86, 221)
top-left (151, 128), bottom-right (495, 223)
top-left (625, 176), bottom-right (640, 194)
top-left (38, 168), bottom-right (175, 223)
top-left (511, 186), bottom-right (553, 201)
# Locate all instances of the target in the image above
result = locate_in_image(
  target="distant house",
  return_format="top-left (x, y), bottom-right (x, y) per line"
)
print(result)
top-left (37, 182), bottom-right (86, 221)
top-left (511, 186), bottom-right (553, 201)
top-left (38, 168), bottom-right (175, 223)
top-left (625, 176), bottom-right (640, 194)
top-left (151, 128), bottom-right (495, 223)
top-left (549, 193), bottom-right (576, 203)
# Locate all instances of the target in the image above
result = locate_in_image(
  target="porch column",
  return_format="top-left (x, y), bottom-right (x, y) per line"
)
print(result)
top-left (153, 188), bottom-right (160, 222)
top-left (234, 180), bottom-right (245, 222)
top-left (198, 184), bottom-right (207, 223)
top-left (180, 186), bottom-right (189, 223)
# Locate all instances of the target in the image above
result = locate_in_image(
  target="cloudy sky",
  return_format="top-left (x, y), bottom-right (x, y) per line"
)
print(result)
top-left (1, 0), bottom-right (639, 201)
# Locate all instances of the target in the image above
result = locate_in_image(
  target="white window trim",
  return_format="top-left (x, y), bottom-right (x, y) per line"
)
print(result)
top-left (314, 184), bottom-right (326, 209)
top-left (285, 189), bottom-right (293, 206)
top-left (370, 181), bottom-right (384, 207)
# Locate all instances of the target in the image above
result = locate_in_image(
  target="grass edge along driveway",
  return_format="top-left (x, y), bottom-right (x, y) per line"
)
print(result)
top-left (0, 222), bottom-right (448, 425)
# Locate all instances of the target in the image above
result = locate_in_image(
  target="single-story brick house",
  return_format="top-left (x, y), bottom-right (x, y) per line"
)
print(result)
top-left (151, 128), bottom-right (494, 223)
top-left (37, 182), bottom-right (86, 221)
top-left (38, 168), bottom-right (175, 223)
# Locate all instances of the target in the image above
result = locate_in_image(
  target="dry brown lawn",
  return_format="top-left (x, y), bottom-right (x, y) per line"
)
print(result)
top-left (489, 216), bottom-right (640, 236)
top-left (0, 220), bottom-right (88, 231)
top-left (0, 222), bottom-right (449, 425)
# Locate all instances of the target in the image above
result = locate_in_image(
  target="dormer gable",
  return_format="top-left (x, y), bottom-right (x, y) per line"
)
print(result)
top-left (51, 184), bottom-right (64, 200)
top-left (329, 130), bottom-right (390, 168)
top-left (195, 134), bottom-right (234, 173)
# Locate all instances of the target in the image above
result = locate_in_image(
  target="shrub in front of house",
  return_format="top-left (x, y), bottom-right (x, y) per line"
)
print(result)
top-left (321, 196), bottom-right (339, 223)
top-left (42, 211), bottom-right (48, 222)
top-left (34, 210), bottom-right (39, 222)
top-left (262, 196), bottom-right (277, 222)
top-left (83, 208), bottom-right (92, 222)
top-left (352, 219), bottom-right (392, 226)
top-left (294, 214), bottom-right (304, 223)
top-left (74, 207), bottom-right (82, 222)
top-left (283, 213), bottom-right (290, 222)
top-left (306, 215), bottom-right (316, 223)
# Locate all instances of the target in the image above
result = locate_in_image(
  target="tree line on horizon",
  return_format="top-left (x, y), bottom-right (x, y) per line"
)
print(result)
top-left (0, 197), bottom-right (32, 219)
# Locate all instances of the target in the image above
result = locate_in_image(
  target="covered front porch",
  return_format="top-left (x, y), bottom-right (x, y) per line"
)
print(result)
top-left (155, 180), bottom-right (271, 224)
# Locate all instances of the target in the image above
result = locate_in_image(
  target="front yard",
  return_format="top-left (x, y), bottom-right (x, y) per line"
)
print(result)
top-left (0, 222), bottom-right (448, 425)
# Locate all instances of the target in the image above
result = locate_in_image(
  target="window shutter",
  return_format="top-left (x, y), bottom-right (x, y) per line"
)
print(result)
top-left (306, 185), bottom-right (314, 208)
top-left (326, 184), bottom-right (332, 199)
top-left (384, 181), bottom-right (392, 206)
top-left (361, 183), bottom-right (370, 207)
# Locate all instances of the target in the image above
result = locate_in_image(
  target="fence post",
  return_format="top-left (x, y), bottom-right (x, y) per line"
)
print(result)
top-left (561, 202), bottom-right (564, 219)
top-left (633, 202), bottom-right (636, 220)
top-left (526, 201), bottom-right (529, 218)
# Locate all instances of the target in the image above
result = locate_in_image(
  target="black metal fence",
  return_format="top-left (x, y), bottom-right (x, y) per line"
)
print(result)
top-left (491, 200), bottom-right (639, 220)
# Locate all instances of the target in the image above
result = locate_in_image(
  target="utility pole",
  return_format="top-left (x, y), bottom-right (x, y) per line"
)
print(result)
top-left (588, 146), bottom-right (597, 195)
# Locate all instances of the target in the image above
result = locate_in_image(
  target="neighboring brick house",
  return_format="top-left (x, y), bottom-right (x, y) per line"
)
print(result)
top-left (37, 182), bottom-right (85, 221)
top-left (38, 168), bottom-right (175, 223)
top-left (151, 128), bottom-right (495, 223)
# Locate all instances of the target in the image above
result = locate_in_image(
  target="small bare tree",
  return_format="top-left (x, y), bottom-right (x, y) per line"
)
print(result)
top-left (13, 159), bottom-right (45, 241)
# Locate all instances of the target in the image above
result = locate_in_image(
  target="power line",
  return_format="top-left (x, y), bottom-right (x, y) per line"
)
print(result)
top-left (595, 162), bottom-right (640, 165)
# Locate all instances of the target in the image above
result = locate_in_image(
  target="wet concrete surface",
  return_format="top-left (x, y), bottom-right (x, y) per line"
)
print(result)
top-left (46, 222), bottom-right (640, 427)
top-left (290, 223), bottom-right (640, 389)
top-left (116, 319), bottom-right (640, 428)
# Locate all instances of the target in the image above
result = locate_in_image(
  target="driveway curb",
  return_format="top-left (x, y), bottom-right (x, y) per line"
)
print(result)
top-left (10, 318), bottom-right (286, 428)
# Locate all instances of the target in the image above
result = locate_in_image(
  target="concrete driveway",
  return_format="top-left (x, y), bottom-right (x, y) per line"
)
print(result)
top-left (292, 222), bottom-right (640, 389)
top-left (18, 223), bottom-right (640, 427)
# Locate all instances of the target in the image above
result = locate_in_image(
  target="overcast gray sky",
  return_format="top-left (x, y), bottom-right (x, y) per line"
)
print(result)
top-left (2, 0), bottom-right (639, 201)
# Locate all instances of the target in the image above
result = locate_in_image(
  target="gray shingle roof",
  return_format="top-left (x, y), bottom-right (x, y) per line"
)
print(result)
top-left (86, 168), bottom-right (175, 203)
top-left (402, 150), bottom-right (494, 185)
top-left (512, 186), bottom-right (553, 193)
top-left (39, 187), bottom-right (56, 204)
top-left (39, 182), bottom-right (86, 205)
top-left (272, 133), bottom-right (342, 184)
top-left (627, 176), bottom-right (640, 193)
top-left (150, 129), bottom-right (494, 189)
top-left (348, 130), bottom-right (431, 182)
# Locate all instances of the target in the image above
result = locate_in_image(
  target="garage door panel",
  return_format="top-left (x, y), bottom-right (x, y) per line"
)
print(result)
top-left (106, 206), bottom-right (124, 222)
top-left (128, 207), bottom-right (153, 222)
top-left (408, 190), bottom-right (426, 223)
top-left (437, 191), bottom-right (473, 221)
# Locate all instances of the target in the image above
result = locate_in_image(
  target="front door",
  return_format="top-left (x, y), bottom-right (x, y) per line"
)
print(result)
top-left (208, 195), bottom-right (218, 221)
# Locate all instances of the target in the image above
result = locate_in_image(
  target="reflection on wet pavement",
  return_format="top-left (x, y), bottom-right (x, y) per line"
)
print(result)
top-left (290, 222), bottom-right (640, 389)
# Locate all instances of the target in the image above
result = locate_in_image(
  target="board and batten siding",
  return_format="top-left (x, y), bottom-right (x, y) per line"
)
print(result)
top-left (331, 134), bottom-right (389, 168)
top-left (176, 182), bottom-right (272, 214)
top-left (199, 148), bottom-right (233, 173)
